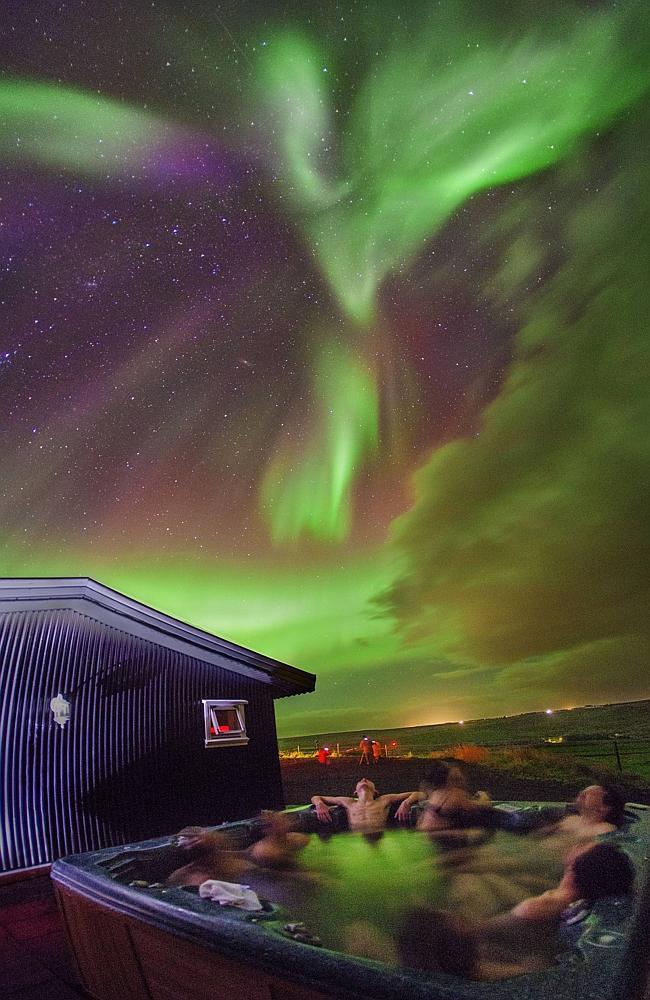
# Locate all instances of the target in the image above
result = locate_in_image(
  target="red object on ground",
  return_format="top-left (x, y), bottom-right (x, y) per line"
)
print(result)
top-left (317, 748), bottom-right (328, 764)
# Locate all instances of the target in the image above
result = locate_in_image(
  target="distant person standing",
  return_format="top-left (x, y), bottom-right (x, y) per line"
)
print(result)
top-left (359, 737), bottom-right (371, 765)
top-left (371, 740), bottom-right (382, 764)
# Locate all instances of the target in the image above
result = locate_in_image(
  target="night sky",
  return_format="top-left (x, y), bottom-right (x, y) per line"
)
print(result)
top-left (1, 1), bottom-right (649, 736)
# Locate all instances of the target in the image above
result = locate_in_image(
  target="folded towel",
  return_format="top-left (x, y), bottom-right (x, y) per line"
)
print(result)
top-left (198, 879), bottom-right (263, 911)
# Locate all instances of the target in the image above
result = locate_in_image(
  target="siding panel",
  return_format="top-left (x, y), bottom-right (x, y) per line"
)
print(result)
top-left (0, 608), bottom-right (284, 872)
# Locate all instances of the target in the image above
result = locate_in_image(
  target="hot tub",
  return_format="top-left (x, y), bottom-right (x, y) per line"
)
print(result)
top-left (51, 802), bottom-right (650, 1000)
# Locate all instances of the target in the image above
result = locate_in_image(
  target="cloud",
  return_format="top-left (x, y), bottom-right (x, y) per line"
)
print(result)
top-left (383, 115), bottom-right (650, 683)
top-left (497, 635), bottom-right (650, 705)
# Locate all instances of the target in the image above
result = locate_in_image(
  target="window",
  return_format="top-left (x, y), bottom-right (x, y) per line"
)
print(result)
top-left (202, 699), bottom-right (249, 748)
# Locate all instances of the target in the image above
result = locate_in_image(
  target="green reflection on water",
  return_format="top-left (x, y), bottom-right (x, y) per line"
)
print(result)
top-left (250, 828), bottom-right (561, 960)
top-left (262, 829), bottom-right (444, 955)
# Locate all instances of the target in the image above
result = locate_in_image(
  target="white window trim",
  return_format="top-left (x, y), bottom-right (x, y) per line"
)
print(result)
top-left (202, 699), bottom-right (249, 748)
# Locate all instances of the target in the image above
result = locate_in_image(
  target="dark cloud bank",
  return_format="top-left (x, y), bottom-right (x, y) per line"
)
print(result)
top-left (383, 115), bottom-right (650, 711)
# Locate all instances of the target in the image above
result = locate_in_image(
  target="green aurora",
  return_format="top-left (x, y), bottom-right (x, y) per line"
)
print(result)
top-left (255, 2), bottom-right (649, 543)
top-left (260, 341), bottom-right (379, 542)
top-left (257, 7), bottom-right (647, 326)
top-left (1, 0), bottom-right (649, 735)
top-left (0, 79), bottom-right (177, 177)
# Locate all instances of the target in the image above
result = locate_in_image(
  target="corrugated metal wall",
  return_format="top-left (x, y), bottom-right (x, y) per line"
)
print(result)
top-left (0, 608), bottom-right (283, 872)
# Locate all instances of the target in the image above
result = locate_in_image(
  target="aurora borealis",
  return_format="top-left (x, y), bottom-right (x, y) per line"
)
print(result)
top-left (1, 1), bottom-right (649, 735)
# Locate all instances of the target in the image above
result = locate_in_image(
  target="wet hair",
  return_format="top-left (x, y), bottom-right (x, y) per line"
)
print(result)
top-left (421, 761), bottom-right (452, 791)
top-left (441, 760), bottom-right (470, 791)
top-left (398, 906), bottom-right (477, 978)
top-left (439, 757), bottom-right (467, 773)
top-left (601, 786), bottom-right (627, 827)
top-left (572, 844), bottom-right (635, 902)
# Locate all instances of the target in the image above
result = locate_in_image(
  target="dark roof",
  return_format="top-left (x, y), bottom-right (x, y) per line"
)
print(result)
top-left (0, 577), bottom-right (315, 698)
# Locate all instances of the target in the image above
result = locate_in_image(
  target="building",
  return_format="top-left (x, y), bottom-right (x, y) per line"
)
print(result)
top-left (0, 577), bottom-right (315, 874)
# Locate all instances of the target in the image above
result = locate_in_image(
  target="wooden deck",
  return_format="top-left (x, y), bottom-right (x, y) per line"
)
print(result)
top-left (0, 873), bottom-right (85, 999)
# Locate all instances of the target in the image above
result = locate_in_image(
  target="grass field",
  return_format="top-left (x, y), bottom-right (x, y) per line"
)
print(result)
top-left (278, 699), bottom-right (650, 781)
top-left (541, 740), bottom-right (650, 781)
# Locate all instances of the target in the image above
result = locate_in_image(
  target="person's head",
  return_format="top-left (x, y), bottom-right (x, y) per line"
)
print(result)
top-left (569, 843), bottom-right (635, 902)
top-left (176, 826), bottom-right (209, 851)
top-left (440, 759), bottom-right (469, 790)
top-left (421, 761), bottom-right (452, 792)
top-left (600, 785), bottom-right (627, 826)
top-left (176, 827), bottom-right (229, 853)
top-left (354, 777), bottom-right (378, 798)
top-left (398, 907), bottom-right (477, 978)
top-left (575, 784), bottom-right (626, 825)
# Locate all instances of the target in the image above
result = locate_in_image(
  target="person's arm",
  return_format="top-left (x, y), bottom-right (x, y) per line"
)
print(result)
top-left (311, 795), bottom-right (350, 822)
top-left (447, 790), bottom-right (494, 820)
top-left (510, 890), bottom-right (566, 923)
top-left (390, 791), bottom-right (425, 822)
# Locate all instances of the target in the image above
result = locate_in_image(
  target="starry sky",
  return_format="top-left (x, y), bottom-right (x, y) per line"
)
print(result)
top-left (1, 1), bottom-right (649, 737)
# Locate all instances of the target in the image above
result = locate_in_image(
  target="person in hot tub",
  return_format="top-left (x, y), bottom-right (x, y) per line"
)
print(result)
top-left (311, 778), bottom-right (420, 833)
top-left (434, 783), bottom-right (627, 917)
top-left (507, 839), bottom-right (634, 922)
top-left (166, 827), bottom-right (251, 886)
top-left (397, 841), bottom-right (635, 979)
top-left (395, 761), bottom-right (494, 839)
top-left (166, 813), bottom-right (310, 885)
top-left (538, 783), bottom-right (627, 842)
top-left (248, 810), bottom-right (310, 868)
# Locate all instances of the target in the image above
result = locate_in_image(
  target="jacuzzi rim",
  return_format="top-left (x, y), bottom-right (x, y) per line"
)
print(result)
top-left (51, 801), bottom-right (650, 1000)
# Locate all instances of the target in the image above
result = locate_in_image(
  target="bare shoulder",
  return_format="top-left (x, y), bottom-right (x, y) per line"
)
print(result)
top-left (434, 788), bottom-right (471, 810)
top-left (558, 814), bottom-right (580, 831)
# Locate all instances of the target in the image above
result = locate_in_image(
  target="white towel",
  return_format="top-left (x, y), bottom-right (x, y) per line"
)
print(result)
top-left (198, 879), bottom-right (263, 911)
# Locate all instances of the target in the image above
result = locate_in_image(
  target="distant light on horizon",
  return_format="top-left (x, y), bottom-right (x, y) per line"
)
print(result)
top-left (459, 720), bottom-right (464, 725)
top-left (545, 708), bottom-right (553, 715)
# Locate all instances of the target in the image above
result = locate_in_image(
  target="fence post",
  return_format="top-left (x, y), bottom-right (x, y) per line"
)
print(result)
top-left (611, 735), bottom-right (623, 773)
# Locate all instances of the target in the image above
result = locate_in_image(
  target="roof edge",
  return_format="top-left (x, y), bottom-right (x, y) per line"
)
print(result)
top-left (0, 577), bottom-right (316, 697)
